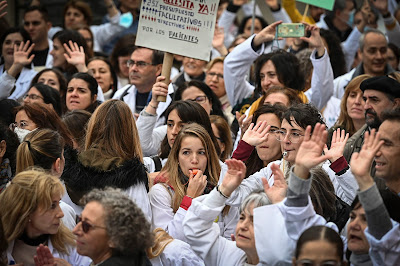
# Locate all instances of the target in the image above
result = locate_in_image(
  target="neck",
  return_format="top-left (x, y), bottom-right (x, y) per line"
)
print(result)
top-left (245, 250), bottom-right (259, 265)
top-left (363, 64), bottom-right (384, 76)
top-left (332, 17), bottom-right (349, 32)
top-left (386, 179), bottom-right (400, 194)
top-left (120, 6), bottom-right (137, 17)
top-left (33, 39), bottom-right (49, 51)
top-left (135, 84), bottom-right (152, 94)
top-left (353, 120), bottom-right (365, 133)
top-left (92, 251), bottom-right (113, 265)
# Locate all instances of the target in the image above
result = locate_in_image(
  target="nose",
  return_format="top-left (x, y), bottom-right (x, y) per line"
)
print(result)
top-left (355, 94), bottom-right (362, 105)
top-left (72, 222), bottom-right (82, 236)
top-left (348, 217), bottom-right (361, 231)
top-left (364, 100), bottom-right (371, 110)
top-left (23, 97), bottom-right (30, 104)
top-left (171, 125), bottom-right (180, 136)
top-left (283, 132), bottom-right (291, 143)
top-left (190, 153), bottom-right (199, 164)
top-left (376, 50), bottom-right (383, 59)
top-left (56, 205), bottom-right (64, 218)
top-left (93, 71), bottom-right (100, 78)
top-left (70, 89), bottom-right (78, 97)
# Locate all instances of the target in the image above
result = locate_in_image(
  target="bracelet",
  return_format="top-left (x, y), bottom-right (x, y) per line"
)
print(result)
top-left (186, 195), bottom-right (193, 199)
top-left (148, 103), bottom-right (158, 109)
top-left (216, 185), bottom-right (229, 199)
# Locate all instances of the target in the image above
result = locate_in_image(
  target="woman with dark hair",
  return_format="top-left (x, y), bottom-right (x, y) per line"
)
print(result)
top-left (109, 34), bottom-right (136, 89)
top-left (320, 29), bottom-right (347, 78)
top-left (388, 43), bottom-right (399, 71)
top-left (0, 27), bottom-right (37, 101)
top-left (237, 15), bottom-right (268, 37)
top-left (174, 80), bottom-right (226, 119)
top-left (210, 115), bottom-right (233, 161)
top-left (87, 56), bottom-right (118, 100)
top-left (0, 99), bottom-right (20, 126)
top-left (0, 124), bottom-right (19, 189)
top-left (23, 83), bottom-right (62, 116)
top-left (12, 103), bottom-right (73, 146)
top-left (66, 72), bottom-right (100, 113)
top-left (30, 68), bottom-right (68, 97)
top-left (62, 109), bottom-right (91, 151)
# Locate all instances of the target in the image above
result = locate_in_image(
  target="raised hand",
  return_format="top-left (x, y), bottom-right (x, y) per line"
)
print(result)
top-left (34, 244), bottom-right (56, 266)
top-left (212, 26), bottom-right (228, 56)
top-left (236, 112), bottom-right (253, 139)
top-left (186, 169), bottom-right (207, 198)
top-left (265, 0), bottom-right (279, 10)
top-left (300, 23), bottom-right (325, 57)
top-left (350, 129), bottom-right (383, 191)
top-left (294, 123), bottom-right (330, 179)
top-left (232, 0), bottom-right (249, 6)
top-left (253, 20), bottom-right (283, 47)
top-left (370, 0), bottom-right (389, 15)
top-left (262, 163), bottom-right (287, 203)
top-left (13, 40), bottom-right (35, 67)
top-left (242, 121), bottom-right (270, 146)
top-left (63, 40), bottom-right (87, 72)
top-left (323, 128), bottom-right (349, 163)
top-left (220, 159), bottom-right (247, 197)
top-left (0, 1), bottom-right (8, 19)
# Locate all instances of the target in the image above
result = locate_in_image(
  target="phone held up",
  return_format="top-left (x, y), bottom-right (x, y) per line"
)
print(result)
top-left (276, 23), bottom-right (305, 38)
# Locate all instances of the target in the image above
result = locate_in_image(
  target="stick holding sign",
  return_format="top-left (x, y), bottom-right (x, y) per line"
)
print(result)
top-left (135, 0), bottom-right (219, 102)
top-left (157, 52), bottom-right (174, 102)
top-left (302, 4), bottom-right (309, 22)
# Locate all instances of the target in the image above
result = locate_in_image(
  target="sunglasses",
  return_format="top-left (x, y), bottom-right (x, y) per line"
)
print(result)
top-left (77, 216), bottom-right (106, 233)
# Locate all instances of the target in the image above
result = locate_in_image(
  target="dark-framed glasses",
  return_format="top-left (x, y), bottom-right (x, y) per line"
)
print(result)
top-left (188, 95), bottom-right (207, 104)
top-left (9, 121), bottom-right (30, 131)
top-left (23, 94), bottom-right (44, 100)
top-left (126, 59), bottom-right (155, 68)
top-left (77, 216), bottom-right (106, 233)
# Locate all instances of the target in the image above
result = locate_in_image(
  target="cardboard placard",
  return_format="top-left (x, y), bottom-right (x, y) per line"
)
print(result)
top-left (136, 0), bottom-right (220, 61)
top-left (297, 0), bottom-right (335, 11)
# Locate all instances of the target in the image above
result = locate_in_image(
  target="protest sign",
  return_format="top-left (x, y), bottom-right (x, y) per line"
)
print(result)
top-left (136, 0), bottom-right (220, 61)
top-left (297, 0), bottom-right (335, 11)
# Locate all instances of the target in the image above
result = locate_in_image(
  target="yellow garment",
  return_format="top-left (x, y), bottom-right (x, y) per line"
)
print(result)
top-left (248, 91), bottom-right (308, 116)
top-left (282, 0), bottom-right (316, 24)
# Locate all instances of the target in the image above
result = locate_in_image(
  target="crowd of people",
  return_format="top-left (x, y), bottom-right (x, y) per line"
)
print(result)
top-left (0, 0), bottom-right (400, 265)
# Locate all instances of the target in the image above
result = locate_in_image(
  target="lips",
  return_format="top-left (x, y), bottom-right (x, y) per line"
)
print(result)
top-left (237, 234), bottom-right (250, 240)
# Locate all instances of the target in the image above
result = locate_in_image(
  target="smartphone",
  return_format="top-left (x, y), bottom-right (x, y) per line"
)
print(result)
top-left (276, 23), bottom-right (305, 38)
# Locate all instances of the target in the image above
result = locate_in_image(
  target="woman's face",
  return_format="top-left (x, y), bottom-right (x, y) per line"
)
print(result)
top-left (78, 28), bottom-right (93, 50)
top-left (38, 71), bottom-right (61, 91)
top-left (264, 92), bottom-right (290, 106)
top-left (235, 203), bottom-right (256, 254)
top-left (243, 18), bottom-right (262, 37)
top-left (279, 118), bottom-right (305, 163)
top-left (178, 136), bottom-right (207, 176)
top-left (211, 123), bottom-right (225, 157)
top-left (118, 55), bottom-right (131, 78)
top-left (181, 86), bottom-right (212, 115)
top-left (64, 7), bottom-right (86, 29)
top-left (15, 110), bottom-right (37, 131)
top-left (2, 32), bottom-right (23, 65)
top-left (294, 240), bottom-right (341, 266)
top-left (50, 38), bottom-right (66, 68)
top-left (23, 87), bottom-right (45, 105)
top-left (167, 109), bottom-right (185, 148)
top-left (387, 47), bottom-right (399, 71)
top-left (206, 62), bottom-right (226, 98)
top-left (346, 89), bottom-right (365, 122)
top-left (88, 60), bottom-right (113, 93)
top-left (66, 78), bottom-right (96, 111)
top-left (26, 194), bottom-right (64, 238)
top-left (182, 57), bottom-right (207, 77)
top-left (260, 60), bottom-right (284, 92)
top-left (73, 201), bottom-right (112, 264)
top-left (347, 204), bottom-right (369, 254)
top-left (255, 113), bottom-right (282, 165)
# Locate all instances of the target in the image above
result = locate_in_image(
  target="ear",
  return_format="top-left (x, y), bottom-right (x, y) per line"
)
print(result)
top-left (393, 98), bottom-right (400, 108)
top-left (357, 49), bottom-right (363, 60)
top-left (108, 240), bottom-right (115, 249)
top-left (52, 158), bottom-right (62, 174)
top-left (0, 140), bottom-right (6, 158)
top-left (46, 21), bottom-right (52, 31)
top-left (92, 94), bottom-right (98, 103)
top-left (155, 64), bottom-right (162, 77)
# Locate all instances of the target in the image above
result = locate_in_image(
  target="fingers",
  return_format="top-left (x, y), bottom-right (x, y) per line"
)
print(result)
top-left (262, 177), bottom-right (270, 192)
top-left (303, 125), bottom-right (312, 142)
top-left (270, 163), bottom-right (284, 183)
top-left (267, 20), bottom-right (283, 29)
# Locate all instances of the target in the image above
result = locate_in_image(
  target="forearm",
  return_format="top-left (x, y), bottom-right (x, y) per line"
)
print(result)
top-left (7, 63), bottom-right (23, 78)
top-left (104, 0), bottom-right (118, 18)
top-left (286, 166), bottom-right (311, 207)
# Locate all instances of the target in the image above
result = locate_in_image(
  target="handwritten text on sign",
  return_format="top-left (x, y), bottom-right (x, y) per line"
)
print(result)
top-left (135, 0), bottom-right (220, 61)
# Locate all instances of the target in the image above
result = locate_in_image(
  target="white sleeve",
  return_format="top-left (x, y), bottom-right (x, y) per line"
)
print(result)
top-left (0, 71), bottom-right (15, 100)
top-left (137, 111), bottom-right (167, 157)
top-left (341, 27), bottom-right (361, 72)
top-left (223, 35), bottom-right (260, 107)
top-left (384, 15), bottom-right (400, 47)
top-left (304, 48), bottom-right (334, 111)
top-left (183, 189), bottom-right (246, 266)
top-left (148, 184), bottom-right (187, 241)
top-left (217, 205), bottom-right (240, 239)
top-left (60, 201), bottom-right (77, 230)
top-left (159, 239), bottom-right (205, 266)
top-left (323, 161), bottom-right (358, 206)
top-left (90, 13), bottom-right (125, 52)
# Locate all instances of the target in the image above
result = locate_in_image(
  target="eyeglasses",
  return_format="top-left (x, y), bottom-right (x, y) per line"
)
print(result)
top-left (187, 95), bottom-right (207, 104)
top-left (126, 59), bottom-right (155, 68)
top-left (77, 216), bottom-right (107, 233)
top-left (275, 130), bottom-right (304, 143)
top-left (207, 72), bottom-right (224, 80)
top-left (23, 94), bottom-right (44, 100)
top-left (9, 121), bottom-right (30, 131)
top-left (295, 260), bottom-right (342, 266)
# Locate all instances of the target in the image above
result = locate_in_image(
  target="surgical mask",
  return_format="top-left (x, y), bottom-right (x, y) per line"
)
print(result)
top-left (347, 9), bottom-right (355, 27)
top-left (14, 127), bottom-right (34, 142)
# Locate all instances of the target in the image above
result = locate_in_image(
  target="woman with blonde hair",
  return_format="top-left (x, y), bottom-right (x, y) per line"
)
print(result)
top-left (61, 99), bottom-right (150, 218)
top-left (327, 74), bottom-right (372, 146)
top-left (149, 123), bottom-right (221, 241)
top-left (0, 169), bottom-right (90, 265)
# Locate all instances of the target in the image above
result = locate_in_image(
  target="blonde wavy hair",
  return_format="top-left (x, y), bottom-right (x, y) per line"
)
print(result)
top-left (162, 123), bottom-right (221, 212)
top-left (146, 228), bottom-right (174, 259)
top-left (0, 169), bottom-right (75, 254)
top-left (85, 99), bottom-right (143, 162)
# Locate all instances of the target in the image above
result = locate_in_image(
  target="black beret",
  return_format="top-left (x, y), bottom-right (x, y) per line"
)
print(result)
top-left (360, 76), bottom-right (400, 98)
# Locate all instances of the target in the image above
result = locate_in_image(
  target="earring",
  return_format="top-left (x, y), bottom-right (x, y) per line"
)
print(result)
top-left (28, 219), bottom-right (31, 223)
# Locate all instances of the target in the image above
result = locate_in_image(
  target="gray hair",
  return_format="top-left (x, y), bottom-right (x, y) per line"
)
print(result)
top-left (81, 187), bottom-right (154, 256)
top-left (239, 191), bottom-right (271, 214)
top-left (359, 29), bottom-right (387, 51)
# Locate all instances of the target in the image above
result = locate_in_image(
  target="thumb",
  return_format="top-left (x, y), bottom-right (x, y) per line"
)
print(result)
top-left (262, 177), bottom-right (269, 192)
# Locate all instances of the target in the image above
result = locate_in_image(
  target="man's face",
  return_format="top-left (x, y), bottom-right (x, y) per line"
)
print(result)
top-left (375, 120), bottom-right (400, 182)
top-left (359, 32), bottom-right (388, 75)
top-left (128, 48), bottom-right (161, 92)
top-left (363, 90), bottom-right (395, 129)
top-left (23, 10), bottom-right (51, 44)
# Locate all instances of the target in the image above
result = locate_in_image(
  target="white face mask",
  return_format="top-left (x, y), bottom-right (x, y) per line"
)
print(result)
top-left (14, 127), bottom-right (35, 142)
